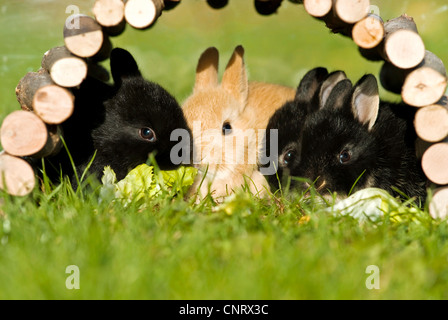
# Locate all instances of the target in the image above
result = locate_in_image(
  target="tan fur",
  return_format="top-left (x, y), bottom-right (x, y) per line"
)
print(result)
top-left (182, 46), bottom-right (295, 202)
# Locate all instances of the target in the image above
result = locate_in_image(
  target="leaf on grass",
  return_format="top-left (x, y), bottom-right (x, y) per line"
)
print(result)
top-left (100, 164), bottom-right (197, 206)
top-left (327, 188), bottom-right (420, 224)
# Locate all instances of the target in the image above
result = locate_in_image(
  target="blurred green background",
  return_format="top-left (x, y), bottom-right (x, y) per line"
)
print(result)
top-left (1, 0), bottom-right (448, 127)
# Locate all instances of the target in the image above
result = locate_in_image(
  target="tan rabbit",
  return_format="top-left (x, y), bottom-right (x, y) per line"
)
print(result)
top-left (182, 45), bottom-right (295, 202)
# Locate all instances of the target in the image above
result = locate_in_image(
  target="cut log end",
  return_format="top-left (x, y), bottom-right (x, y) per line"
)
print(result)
top-left (352, 14), bottom-right (384, 49)
top-left (422, 142), bottom-right (448, 185)
top-left (334, 0), bottom-right (370, 24)
top-left (125, 0), bottom-right (164, 29)
top-left (50, 58), bottom-right (88, 87)
top-left (41, 46), bottom-right (88, 87)
top-left (0, 153), bottom-right (35, 197)
top-left (33, 85), bottom-right (74, 124)
top-left (303, 0), bottom-right (332, 18)
top-left (0, 111), bottom-right (48, 157)
top-left (402, 67), bottom-right (447, 107)
top-left (429, 187), bottom-right (448, 220)
top-left (93, 0), bottom-right (125, 27)
top-left (414, 99), bottom-right (448, 142)
top-left (63, 15), bottom-right (106, 58)
top-left (384, 30), bottom-right (425, 69)
top-left (64, 30), bottom-right (104, 58)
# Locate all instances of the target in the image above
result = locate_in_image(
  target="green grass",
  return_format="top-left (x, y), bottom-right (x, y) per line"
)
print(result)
top-left (1, 0), bottom-right (448, 300)
top-left (1, 174), bottom-right (448, 300)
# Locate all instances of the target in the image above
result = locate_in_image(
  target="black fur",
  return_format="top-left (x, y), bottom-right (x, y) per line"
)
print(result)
top-left (43, 48), bottom-right (191, 186)
top-left (264, 68), bottom-right (427, 202)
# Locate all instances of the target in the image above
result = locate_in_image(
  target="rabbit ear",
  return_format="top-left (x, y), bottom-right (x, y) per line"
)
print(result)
top-left (194, 47), bottom-right (219, 92)
top-left (319, 70), bottom-right (347, 108)
top-left (221, 45), bottom-right (248, 107)
top-left (324, 79), bottom-right (353, 110)
top-left (110, 48), bottom-right (142, 86)
top-left (351, 74), bottom-right (380, 131)
top-left (295, 67), bottom-right (328, 105)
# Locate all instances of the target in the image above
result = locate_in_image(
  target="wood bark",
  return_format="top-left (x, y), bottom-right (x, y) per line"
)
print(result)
top-left (379, 50), bottom-right (447, 107)
top-left (15, 69), bottom-right (75, 124)
top-left (360, 14), bottom-right (425, 69)
top-left (64, 14), bottom-right (111, 60)
top-left (402, 51), bottom-right (447, 107)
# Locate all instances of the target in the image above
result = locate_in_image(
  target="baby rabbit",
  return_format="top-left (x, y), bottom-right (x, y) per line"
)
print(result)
top-left (263, 67), bottom-right (345, 188)
top-left (264, 68), bottom-right (427, 202)
top-left (44, 48), bottom-right (190, 187)
top-left (182, 45), bottom-right (295, 202)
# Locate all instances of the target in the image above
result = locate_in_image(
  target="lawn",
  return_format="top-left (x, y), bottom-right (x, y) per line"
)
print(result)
top-left (0, 0), bottom-right (448, 301)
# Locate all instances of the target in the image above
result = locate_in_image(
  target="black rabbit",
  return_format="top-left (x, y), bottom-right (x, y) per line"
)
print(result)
top-left (262, 67), bottom-right (344, 188)
top-left (263, 68), bottom-right (427, 202)
top-left (43, 48), bottom-right (191, 187)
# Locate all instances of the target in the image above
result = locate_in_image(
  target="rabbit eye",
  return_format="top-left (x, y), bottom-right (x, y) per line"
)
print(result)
top-left (222, 122), bottom-right (232, 135)
top-left (282, 150), bottom-right (295, 166)
top-left (139, 127), bottom-right (156, 143)
top-left (339, 150), bottom-right (351, 164)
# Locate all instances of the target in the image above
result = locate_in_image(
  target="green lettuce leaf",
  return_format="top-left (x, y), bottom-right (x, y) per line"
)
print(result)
top-left (100, 164), bottom-right (197, 206)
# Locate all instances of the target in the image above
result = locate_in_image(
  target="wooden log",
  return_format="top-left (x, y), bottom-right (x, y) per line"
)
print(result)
top-left (0, 111), bottom-right (49, 157)
top-left (306, 0), bottom-right (370, 36)
top-left (93, 0), bottom-right (126, 36)
top-left (383, 14), bottom-right (425, 69)
top-left (64, 14), bottom-right (111, 59)
top-left (415, 137), bottom-right (433, 159)
top-left (33, 85), bottom-right (75, 124)
top-left (360, 14), bottom-right (425, 69)
top-left (421, 141), bottom-right (448, 185)
top-left (333, 0), bottom-right (370, 24)
top-left (41, 46), bottom-right (88, 88)
top-left (379, 50), bottom-right (447, 106)
top-left (352, 14), bottom-right (384, 49)
top-left (0, 111), bottom-right (63, 159)
top-left (87, 62), bottom-right (111, 82)
top-left (0, 152), bottom-right (35, 197)
top-left (93, 0), bottom-right (125, 28)
top-left (124, 0), bottom-right (165, 29)
top-left (104, 19), bottom-right (127, 37)
top-left (15, 69), bottom-right (75, 124)
top-left (16, 69), bottom-right (53, 112)
top-left (254, 0), bottom-right (283, 16)
top-left (414, 96), bottom-right (448, 143)
top-left (429, 187), bottom-right (448, 220)
top-left (206, 0), bottom-right (228, 10)
top-left (90, 33), bottom-right (113, 62)
top-left (402, 51), bottom-right (447, 107)
top-left (379, 61), bottom-right (407, 94)
top-left (303, 0), bottom-right (332, 18)
top-left (32, 125), bottom-right (64, 159)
